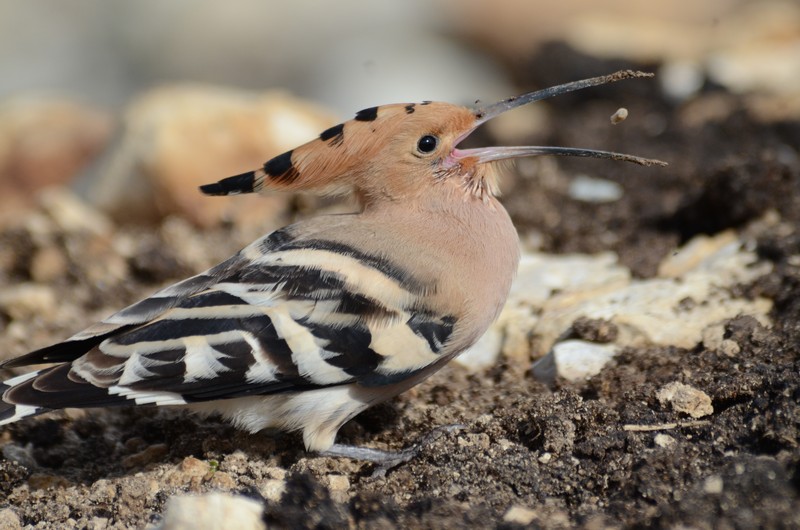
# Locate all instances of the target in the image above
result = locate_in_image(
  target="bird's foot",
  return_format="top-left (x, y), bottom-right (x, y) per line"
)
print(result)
top-left (319, 423), bottom-right (466, 478)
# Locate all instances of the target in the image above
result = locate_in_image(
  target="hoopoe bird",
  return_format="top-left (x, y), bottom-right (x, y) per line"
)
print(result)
top-left (0, 71), bottom-right (664, 463)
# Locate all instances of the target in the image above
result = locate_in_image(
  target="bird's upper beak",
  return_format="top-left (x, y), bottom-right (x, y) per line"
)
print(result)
top-left (447, 70), bottom-right (667, 169)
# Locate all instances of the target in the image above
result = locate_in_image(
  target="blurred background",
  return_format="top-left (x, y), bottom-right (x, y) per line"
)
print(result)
top-left (2, 0), bottom-right (798, 108)
top-left (0, 0), bottom-right (797, 227)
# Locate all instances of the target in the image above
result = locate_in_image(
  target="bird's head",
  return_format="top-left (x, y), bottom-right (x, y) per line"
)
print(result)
top-left (200, 70), bottom-right (666, 206)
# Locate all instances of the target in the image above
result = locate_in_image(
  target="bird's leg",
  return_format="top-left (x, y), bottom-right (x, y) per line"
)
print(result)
top-left (319, 424), bottom-right (466, 477)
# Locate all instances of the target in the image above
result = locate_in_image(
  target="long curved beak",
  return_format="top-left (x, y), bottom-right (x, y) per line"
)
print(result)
top-left (453, 70), bottom-right (667, 168)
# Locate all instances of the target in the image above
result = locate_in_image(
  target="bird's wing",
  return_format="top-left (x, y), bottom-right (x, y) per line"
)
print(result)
top-left (0, 226), bottom-right (458, 413)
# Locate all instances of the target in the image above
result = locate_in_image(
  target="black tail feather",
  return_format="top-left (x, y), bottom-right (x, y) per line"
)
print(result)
top-left (6, 365), bottom-right (129, 410)
top-left (200, 171), bottom-right (258, 196)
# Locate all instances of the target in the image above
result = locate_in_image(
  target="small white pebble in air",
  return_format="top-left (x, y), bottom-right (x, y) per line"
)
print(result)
top-left (611, 108), bottom-right (628, 124)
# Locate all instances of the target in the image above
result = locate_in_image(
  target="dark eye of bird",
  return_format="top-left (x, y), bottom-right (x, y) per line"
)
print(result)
top-left (417, 135), bottom-right (438, 154)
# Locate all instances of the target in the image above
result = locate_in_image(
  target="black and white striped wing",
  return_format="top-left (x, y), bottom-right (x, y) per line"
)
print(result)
top-left (0, 230), bottom-right (457, 422)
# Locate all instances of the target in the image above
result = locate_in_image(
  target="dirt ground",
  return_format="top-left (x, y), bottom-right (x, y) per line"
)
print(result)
top-left (1, 47), bottom-right (799, 529)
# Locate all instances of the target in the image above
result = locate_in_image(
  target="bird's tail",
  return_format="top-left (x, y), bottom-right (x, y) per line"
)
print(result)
top-left (0, 371), bottom-right (47, 426)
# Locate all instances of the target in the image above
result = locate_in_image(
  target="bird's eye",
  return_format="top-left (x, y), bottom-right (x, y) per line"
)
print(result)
top-left (417, 135), bottom-right (438, 154)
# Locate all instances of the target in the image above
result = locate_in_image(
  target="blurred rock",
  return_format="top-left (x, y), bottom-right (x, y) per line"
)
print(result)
top-left (657, 381), bottom-right (714, 418)
top-left (0, 508), bottom-right (22, 530)
top-left (206, 471), bottom-right (237, 491)
top-left (705, 1), bottom-right (800, 94)
top-left (0, 284), bottom-right (57, 321)
top-left (14, 190), bottom-right (128, 289)
top-left (37, 188), bottom-right (113, 236)
top-left (258, 479), bottom-right (287, 503)
top-left (503, 505), bottom-right (538, 525)
top-left (446, 0), bottom-right (738, 58)
top-left (29, 246), bottom-right (69, 284)
top-left (90, 85), bottom-right (338, 227)
top-left (449, 0), bottom-right (799, 96)
top-left (566, 0), bottom-right (800, 96)
top-left (156, 492), bottom-right (265, 530)
top-left (0, 96), bottom-right (111, 226)
top-left (568, 175), bottom-right (623, 203)
top-left (324, 474), bottom-right (351, 504)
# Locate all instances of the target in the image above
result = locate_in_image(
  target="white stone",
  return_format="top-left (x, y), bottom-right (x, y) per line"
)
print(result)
top-left (568, 174), bottom-right (623, 203)
top-left (157, 493), bottom-right (265, 530)
top-left (553, 340), bottom-right (619, 382)
top-left (660, 60), bottom-right (705, 101)
top-left (703, 475), bottom-right (724, 495)
top-left (654, 434), bottom-right (676, 448)
top-left (457, 326), bottom-right (504, 371)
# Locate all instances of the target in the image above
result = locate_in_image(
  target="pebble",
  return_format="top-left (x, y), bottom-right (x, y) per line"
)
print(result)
top-left (503, 505), bottom-right (538, 525)
top-left (0, 508), bottom-right (22, 530)
top-left (325, 474), bottom-right (351, 503)
top-left (657, 381), bottom-right (714, 418)
top-left (654, 434), bottom-right (676, 448)
top-left (555, 2), bottom-right (800, 95)
top-left (179, 456), bottom-right (210, 477)
top-left (610, 107), bottom-right (629, 124)
top-left (458, 326), bottom-right (504, 371)
top-left (89, 479), bottom-right (118, 504)
top-left (551, 340), bottom-right (619, 382)
top-left (156, 493), bottom-right (265, 530)
top-left (702, 324), bottom-right (743, 357)
top-left (326, 474), bottom-right (350, 493)
top-left (207, 471), bottom-right (237, 491)
top-left (88, 517), bottom-right (109, 530)
top-left (258, 479), bottom-right (287, 503)
top-left (568, 175), bottom-right (624, 203)
top-left (703, 475), bottom-right (724, 495)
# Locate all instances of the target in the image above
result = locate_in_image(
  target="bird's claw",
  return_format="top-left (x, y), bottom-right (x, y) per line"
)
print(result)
top-left (319, 423), bottom-right (467, 478)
